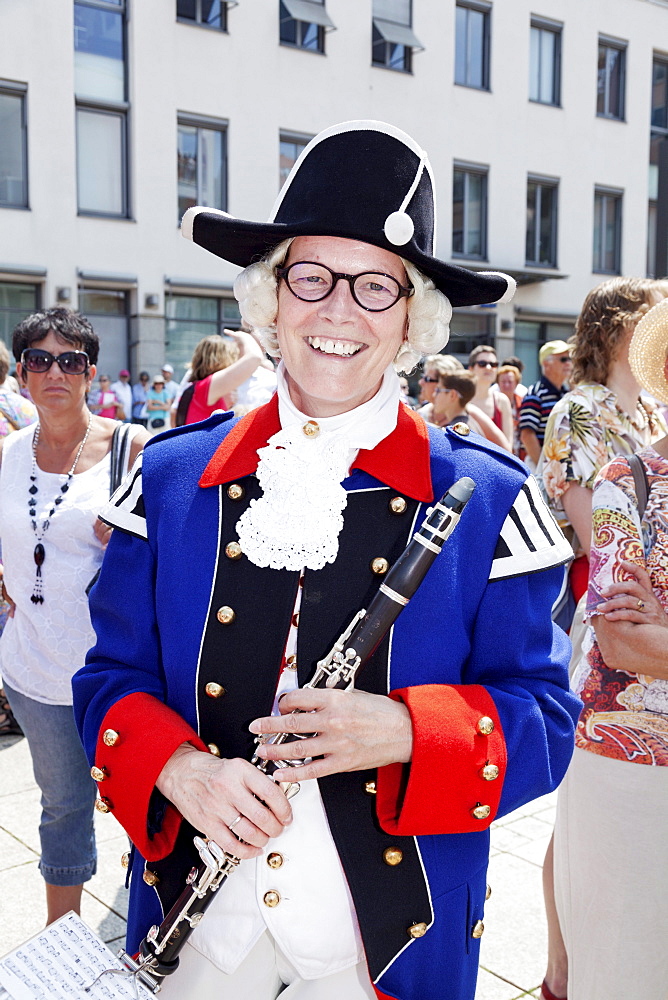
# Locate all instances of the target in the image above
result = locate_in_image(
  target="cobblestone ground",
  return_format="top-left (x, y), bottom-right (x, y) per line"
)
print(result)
top-left (0, 734), bottom-right (553, 998)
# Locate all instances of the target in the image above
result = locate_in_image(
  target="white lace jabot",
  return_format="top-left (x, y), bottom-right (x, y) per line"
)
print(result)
top-left (235, 364), bottom-right (401, 571)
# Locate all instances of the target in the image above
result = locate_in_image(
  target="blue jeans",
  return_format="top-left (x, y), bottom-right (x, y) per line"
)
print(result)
top-left (3, 683), bottom-right (97, 886)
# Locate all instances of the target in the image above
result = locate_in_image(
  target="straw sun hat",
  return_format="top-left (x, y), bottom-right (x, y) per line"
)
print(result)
top-left (629, 296), bottom-right (668, 405)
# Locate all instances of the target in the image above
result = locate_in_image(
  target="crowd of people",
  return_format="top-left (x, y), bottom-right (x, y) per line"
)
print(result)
top-left (0, 118), bottom-right (666, 1000)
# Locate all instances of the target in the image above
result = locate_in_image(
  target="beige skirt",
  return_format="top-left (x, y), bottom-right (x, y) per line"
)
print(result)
top-left (553, 746), bottom-right (668, 1000)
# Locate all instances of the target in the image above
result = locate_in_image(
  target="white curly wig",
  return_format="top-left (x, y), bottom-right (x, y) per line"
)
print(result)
top-left (233, 238), bottom-right (452, 375)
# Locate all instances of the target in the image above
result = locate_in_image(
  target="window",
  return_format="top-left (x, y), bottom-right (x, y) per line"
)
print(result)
top-left (279, 133), bottom-right (311, 190)
top-left (177, 117), bottom-right (227, 221)
top-left (453, 164), bottom-right (487, 258)
top-left (597, 37), bottom-right (626, 120)
top-left (593, 188), bottom-right (622, 274)
top-left (514, 320), bottom-right (574, 385)
top-left (0, 281), bottom-right (39, 347)
top-left (526, 177), bottom-right (558, 267)
top-left (0, 82), bottom-right (28, 209)
top-left (529, 19), bottom-right (561, 106)
top-left (280, 0), bottom-right (334, 53)
top-left (446, 312), bottom-right (494, 363)
top-left (79, 288), bottom-right (129, 376)
top-left (74, 0), bottom-right (129, 216)
top-left (165, 294), bottom-right (241, 373)
top-left (455, 2), bottom-right (490, 90)
top-left (648, 57), bottom-right (668, 276)
top-left (177, 0), bottom-right (227, 30)
top-left (371, 0), bottom-right (422, 73)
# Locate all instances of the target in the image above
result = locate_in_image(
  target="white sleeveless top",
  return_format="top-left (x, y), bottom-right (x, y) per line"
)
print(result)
top-left (0, 423), bottom-right (130, 705)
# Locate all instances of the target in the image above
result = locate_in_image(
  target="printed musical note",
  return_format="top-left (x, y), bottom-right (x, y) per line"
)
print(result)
top-left (0, 913), bottom-right (153, 1000)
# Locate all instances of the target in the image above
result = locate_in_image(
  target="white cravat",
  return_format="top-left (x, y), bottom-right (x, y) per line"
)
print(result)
top-left (236, 364), bottom-right (401, 572)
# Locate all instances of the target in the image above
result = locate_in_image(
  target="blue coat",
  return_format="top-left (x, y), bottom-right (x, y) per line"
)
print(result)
top-left (73, 399), bottom-right (579, 1000)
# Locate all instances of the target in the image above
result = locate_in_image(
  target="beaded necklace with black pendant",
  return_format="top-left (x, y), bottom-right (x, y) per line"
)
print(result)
top-left (29, 415), bottom-right (93, 604)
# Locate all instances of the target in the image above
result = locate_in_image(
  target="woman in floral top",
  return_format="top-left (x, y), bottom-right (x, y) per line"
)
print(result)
top-left (538, 277), bottom-right (667, 1000)
top-left (551, 295), bottom-right (668, 999)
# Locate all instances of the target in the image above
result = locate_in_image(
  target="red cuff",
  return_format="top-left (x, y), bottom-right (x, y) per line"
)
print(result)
top-left (93, 692), bottom-right (208, 860)
top-left (376, 685), bottom-right (506, 836)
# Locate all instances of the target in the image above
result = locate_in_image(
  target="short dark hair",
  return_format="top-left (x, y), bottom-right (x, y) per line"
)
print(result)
top-left (468, 344), bottom-right (496, 367)
top-left (501, 355), bottom-right (524, 374)
top-left (12, 308), bottom-right (100, 365)
top-left (440, 371), bottom-right (477, 407)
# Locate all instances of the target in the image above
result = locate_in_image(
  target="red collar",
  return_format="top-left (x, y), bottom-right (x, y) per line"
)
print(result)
top-left (199, 394), bottom-right (433, 502)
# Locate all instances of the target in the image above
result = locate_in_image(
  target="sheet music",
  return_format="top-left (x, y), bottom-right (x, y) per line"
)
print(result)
top-left (0, 912), bottom-right (153, 1000)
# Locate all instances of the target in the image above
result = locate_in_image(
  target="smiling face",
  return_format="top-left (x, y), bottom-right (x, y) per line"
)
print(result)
top-left (17, 330), bottom-right (94, 414)
top-left (275, 236), bottom-right (409, 417)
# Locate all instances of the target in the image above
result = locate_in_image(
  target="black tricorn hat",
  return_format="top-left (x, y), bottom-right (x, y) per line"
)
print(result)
top-left (181, 120), bottom-right (515, 308)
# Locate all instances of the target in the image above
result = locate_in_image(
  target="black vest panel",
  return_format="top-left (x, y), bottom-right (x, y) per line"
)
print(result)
top-left (153, 478), bottom-right (432, 979)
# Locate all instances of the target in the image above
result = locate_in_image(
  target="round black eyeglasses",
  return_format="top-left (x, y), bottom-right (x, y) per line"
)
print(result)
top-left (276, 261), bottom-right (414, 312)
top-left (21, 348), bottom-right (90, 375)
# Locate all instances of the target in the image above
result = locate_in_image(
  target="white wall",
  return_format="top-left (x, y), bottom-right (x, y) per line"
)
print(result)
top-left (1, 0), bottom-right (667, 373)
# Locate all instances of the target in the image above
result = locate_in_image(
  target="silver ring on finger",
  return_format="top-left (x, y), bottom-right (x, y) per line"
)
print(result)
top-left (228, 813), bottom-right (242, 832)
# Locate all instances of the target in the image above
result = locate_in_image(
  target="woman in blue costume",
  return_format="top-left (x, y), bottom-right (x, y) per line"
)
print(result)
top-left (74, 121), bottom-right (580, 1000)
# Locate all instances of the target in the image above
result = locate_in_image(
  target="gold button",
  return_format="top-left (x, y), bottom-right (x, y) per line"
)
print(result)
top-left (471, 803), bottom-right (491, 820)
top-left (285, 654), bottom-right (297, 669)
top-left (302, 420), bottom-right (320, 438)
top-left (225, 541), bottom-right (242, 560)
top-left (451, 422), bottom-right (471, 436)
top-left (291, 612), bottom-right (300, 628)
top-left (471, 919), bottom-right (485, 939)
top-left (481, 763), bottom-right (499, 781)
top-left (121, 852), bottom-right (131, 869)
top-left (371, 557), bottom-right (389, 575)
top-left (267, 852), bottom-right (284, 869)
top-left (103, 729), bottom-right (120, 747)
top-left (217, 606), bottom-right (235, 625)
top-left (205, 682), bottom-right (225, 699)
top-left (408, 922), bottom-right (428, 939)
top-left (143, 870), bottom-right (160, 887)
top-left (389, 496), bottom-right (407, 514)
top-left (364, 780), bottom-right (377, 795)
top-left (90, 766), bottom-right (107, 782)
top-left (208, 743), bottom-right (221, 757)
top-left (95, 797), bottom-right (112, 813)
top-left (227, 483), bottom-right (244, 500)
top-left (383, 847), bottom-right (403, 866)
top-left (476, 716), bottom-right (494, 736)
top-left (263, 890), bottom-right (281, 907)
top-left (485, 884), bottom-right (492, 900)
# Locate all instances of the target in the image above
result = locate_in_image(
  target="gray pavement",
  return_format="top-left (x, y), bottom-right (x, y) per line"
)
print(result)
top-left (0, 733), bottom-right (552, 998)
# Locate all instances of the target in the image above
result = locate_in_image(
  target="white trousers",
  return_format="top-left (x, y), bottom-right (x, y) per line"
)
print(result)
top-left (158, 932), bottom-right (377, 1000)
top-left (554, 746), bottom-right (668, 1000)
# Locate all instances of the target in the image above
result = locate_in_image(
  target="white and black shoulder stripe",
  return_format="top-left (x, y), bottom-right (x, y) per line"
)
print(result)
top-left (489, 475), bottom-right (572, 581)
top-left (99, 453), bottom-right (147, 541)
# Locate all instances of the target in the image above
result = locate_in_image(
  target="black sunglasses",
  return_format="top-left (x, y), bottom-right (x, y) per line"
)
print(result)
top-left (420, 375), bottom-right (440, 383)
top-left (474, 360), bottom-right (499, 369)
top-left (21, 348), bottom-right (90, 375)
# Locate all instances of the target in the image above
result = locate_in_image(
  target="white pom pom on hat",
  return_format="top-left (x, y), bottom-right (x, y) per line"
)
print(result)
top-left (384, 211), bottom-right (415, 246)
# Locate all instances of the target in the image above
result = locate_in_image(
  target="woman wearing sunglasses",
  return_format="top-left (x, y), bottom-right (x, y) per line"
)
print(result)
top-left (0, 308), bottom-right (148, 925)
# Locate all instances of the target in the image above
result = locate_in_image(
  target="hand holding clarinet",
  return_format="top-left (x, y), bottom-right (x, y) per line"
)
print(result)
top-left (92, 477), bottom-right (475, 993)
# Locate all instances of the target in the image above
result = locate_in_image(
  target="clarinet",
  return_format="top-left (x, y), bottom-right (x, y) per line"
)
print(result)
top-left (89, 476), bottom-right (475, 995)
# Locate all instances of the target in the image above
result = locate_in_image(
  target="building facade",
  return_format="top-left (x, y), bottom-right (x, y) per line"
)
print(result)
top-left (1, 0), bottom-right (667, 384)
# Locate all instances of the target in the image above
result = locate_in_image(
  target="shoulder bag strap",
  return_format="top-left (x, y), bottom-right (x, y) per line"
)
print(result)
top-left (627, 452), bottom-right (650, 521)
top-left (175, 383), bottom-right (195, 427)
top-left (109, 423), bottom-right (132, 496)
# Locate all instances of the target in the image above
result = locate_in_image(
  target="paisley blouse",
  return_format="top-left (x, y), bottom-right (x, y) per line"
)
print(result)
top-left (572, 447), bottom-right (668, 765)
